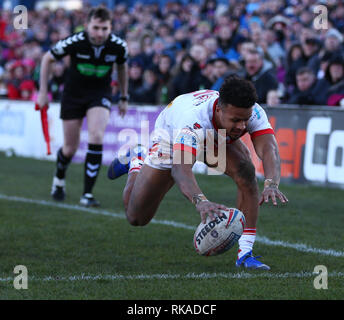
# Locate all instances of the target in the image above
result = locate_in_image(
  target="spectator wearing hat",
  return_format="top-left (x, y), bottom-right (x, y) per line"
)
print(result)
top-left (6, 60), bottom-right (27, 99)
top-left (286, 66), bottom-right (327, 105)
top-left (19, 79), bottom-right (36, 100)
top-left (243, 48), bottom-right (279, 104)
top-left (317, 28), bottom-right (344, 65)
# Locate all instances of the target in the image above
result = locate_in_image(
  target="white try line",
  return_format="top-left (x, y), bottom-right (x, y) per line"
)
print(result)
top-left (1, 271), bottom-right (344, 282)
top-left (1, 193), bottom-right (344, 258)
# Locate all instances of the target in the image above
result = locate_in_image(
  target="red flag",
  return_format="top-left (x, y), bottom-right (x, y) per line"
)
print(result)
top-left (35, 103), bottom-right (51, 155)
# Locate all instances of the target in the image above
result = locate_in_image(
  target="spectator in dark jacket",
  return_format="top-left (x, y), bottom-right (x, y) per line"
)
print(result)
top-left (319, 55), bottom-right (344, 106)
top-left (287, 67), bottom-right (327, 105)
top-left (243, 48), bottom-right (279, 104)
top-left (169, 54), bottom-right (210, 100)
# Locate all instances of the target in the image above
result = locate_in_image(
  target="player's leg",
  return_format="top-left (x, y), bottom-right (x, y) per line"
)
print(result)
top-left (81, 106), bottom-right (110, 206)
top-left (224, 139), bottom-right (259, 227)
top-left (224, 139), bottom-right (270, 270)
top-left (123, 165), bottom-right (175, 226)
top-left (51, 118), bottom-right (83, 200)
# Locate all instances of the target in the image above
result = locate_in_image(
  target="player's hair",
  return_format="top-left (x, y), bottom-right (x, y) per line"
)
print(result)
top-left (219, 75), bottom-right (258, 108)
top-left (87, 6), bottom-right (112, 22)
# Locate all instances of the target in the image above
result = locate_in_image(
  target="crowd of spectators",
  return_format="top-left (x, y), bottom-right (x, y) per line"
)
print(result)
top-left (1, 0), bottom-right (344, 107)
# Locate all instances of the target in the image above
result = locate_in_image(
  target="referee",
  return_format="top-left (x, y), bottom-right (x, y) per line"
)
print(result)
top-left (36, 6), bottom-right (129, 207)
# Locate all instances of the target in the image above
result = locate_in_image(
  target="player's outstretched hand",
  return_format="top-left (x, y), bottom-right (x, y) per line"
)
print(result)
top-left (118, 100), bottom-right (128, 118)
top-left (196, 201), bottom-right (228, 224)
top-left (259, 183), bottom-right (288, 206)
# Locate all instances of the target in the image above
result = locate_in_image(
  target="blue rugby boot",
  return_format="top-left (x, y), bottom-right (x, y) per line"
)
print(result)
top-left (107, 144), bottom-right (147, 180)
top-left (235, 251), bottom-right (270, 270)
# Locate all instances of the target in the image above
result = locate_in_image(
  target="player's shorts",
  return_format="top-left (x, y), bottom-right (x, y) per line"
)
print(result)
top-left (60, 92), bottom-right (112, 120)
top-left (144, 128), bottom-right (174, 171)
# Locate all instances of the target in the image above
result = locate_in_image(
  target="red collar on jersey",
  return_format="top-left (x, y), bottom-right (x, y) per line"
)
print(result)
top-left (211, 98), bottom-right (219, 131)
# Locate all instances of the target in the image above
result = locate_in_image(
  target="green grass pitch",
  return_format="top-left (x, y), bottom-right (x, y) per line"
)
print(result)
top-left (0, 152), bottom-right (343, 299)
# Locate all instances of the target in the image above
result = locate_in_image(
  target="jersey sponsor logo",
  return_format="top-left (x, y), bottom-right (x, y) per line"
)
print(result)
top-left (76, 63), bottom-right (111, 77)
top-left (105, 54), bottom-right (117, 62)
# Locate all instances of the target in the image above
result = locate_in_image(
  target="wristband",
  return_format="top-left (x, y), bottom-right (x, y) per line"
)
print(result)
top-left (119, 95), bottom-right (129, 101)
top-left (192, 193), bottom-right (209, 206)
top-left (264, 179), bottom-right (278, 189)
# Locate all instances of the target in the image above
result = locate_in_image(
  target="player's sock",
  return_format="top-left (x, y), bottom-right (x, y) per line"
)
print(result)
top-left (237, 228), bottom-right (256, 260)
top-left (128, 155), bottom-right (145, 174)
top-left (83, 143), bottom-right (103, 194)
top-left (55, 148), bottom-right (72, 179)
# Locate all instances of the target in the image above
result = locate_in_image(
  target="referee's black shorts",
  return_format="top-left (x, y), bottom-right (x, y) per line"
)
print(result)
top-left (60, 92), bottom-right (112, 120)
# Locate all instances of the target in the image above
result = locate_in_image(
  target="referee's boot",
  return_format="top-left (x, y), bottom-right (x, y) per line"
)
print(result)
top-left (51, 176), bottom-right (66, 201)
top-left (107, 144), bottom-right (147, 180)
top-left (80, 193), bottom-right (100, 207)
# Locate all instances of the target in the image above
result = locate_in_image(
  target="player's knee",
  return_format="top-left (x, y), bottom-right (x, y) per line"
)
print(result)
top-left (88, 129), bottom-right (104, 144)
top-left (63, 145), bottom-right (78, 158)
top-left (235, 160), bottom-right (257, 189)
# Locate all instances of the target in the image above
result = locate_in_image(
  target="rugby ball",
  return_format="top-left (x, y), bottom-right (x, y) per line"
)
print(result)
top-left (193, 208), bottom-right (246, 256)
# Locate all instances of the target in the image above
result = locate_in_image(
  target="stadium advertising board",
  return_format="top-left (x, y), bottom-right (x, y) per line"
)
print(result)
top-left (242, 106), bottom-right (344, 188)
top-left (0, 100), bottom-right (343, 188)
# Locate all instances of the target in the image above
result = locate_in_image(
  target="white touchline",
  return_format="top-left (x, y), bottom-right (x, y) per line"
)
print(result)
top-left (0, 271), bottom-right (344, 283)
top-left (1, 193), bottom-right (344, 258)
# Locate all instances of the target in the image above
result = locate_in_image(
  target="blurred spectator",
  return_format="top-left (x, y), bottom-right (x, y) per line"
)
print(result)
top-left (154, 54), bottom-right (173, 105)
top-left (128, 60), bottom-right (145, 104)
top-left (190, 44), bottom-right (208, 69)
top-left (19, 80), bottom-right (36, 100)
top-left (320, 55), bottom-right (344, 106)
top-left (266, 89), bottom-right (281, 107)
top-left (141, 68), bottom-right (159, 104)
top-left (48, 61), bottom-right (66, 101)
top-left (169, 53), bottom-right (209, 100)
top-left (6, 60), bottom-right (33, 100)
top-left (243, 49), bottom-right (279, 104)
top-left (0, 73), bottom-right (7, 98)
top-left (211, 57), bottom-right (240, 91)
top-left (286, 67), bottom-right (326, 105)
top-left (285, 42), bottom-right (304, 91)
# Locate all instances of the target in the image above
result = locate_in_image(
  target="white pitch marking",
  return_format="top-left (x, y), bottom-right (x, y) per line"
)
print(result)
top-left (0, 193), bottom-right (343, 258)
top-left (0, 271), bottom-right (343, 283)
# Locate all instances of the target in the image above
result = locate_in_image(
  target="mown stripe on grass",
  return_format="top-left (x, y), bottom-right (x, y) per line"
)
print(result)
top-left (1, 193), bottom-right (344, 258)
top-left (0, 271), bottom-right (344, 282)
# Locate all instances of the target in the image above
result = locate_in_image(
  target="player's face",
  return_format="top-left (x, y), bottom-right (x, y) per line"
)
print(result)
top-left (87, 17), bottom-right (111, 46)
top-left (215, 104), bottom-right (253, 140)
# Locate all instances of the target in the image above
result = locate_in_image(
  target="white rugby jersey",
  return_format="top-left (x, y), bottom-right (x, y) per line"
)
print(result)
top-left (153, 89), bottom-right (274, 158)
